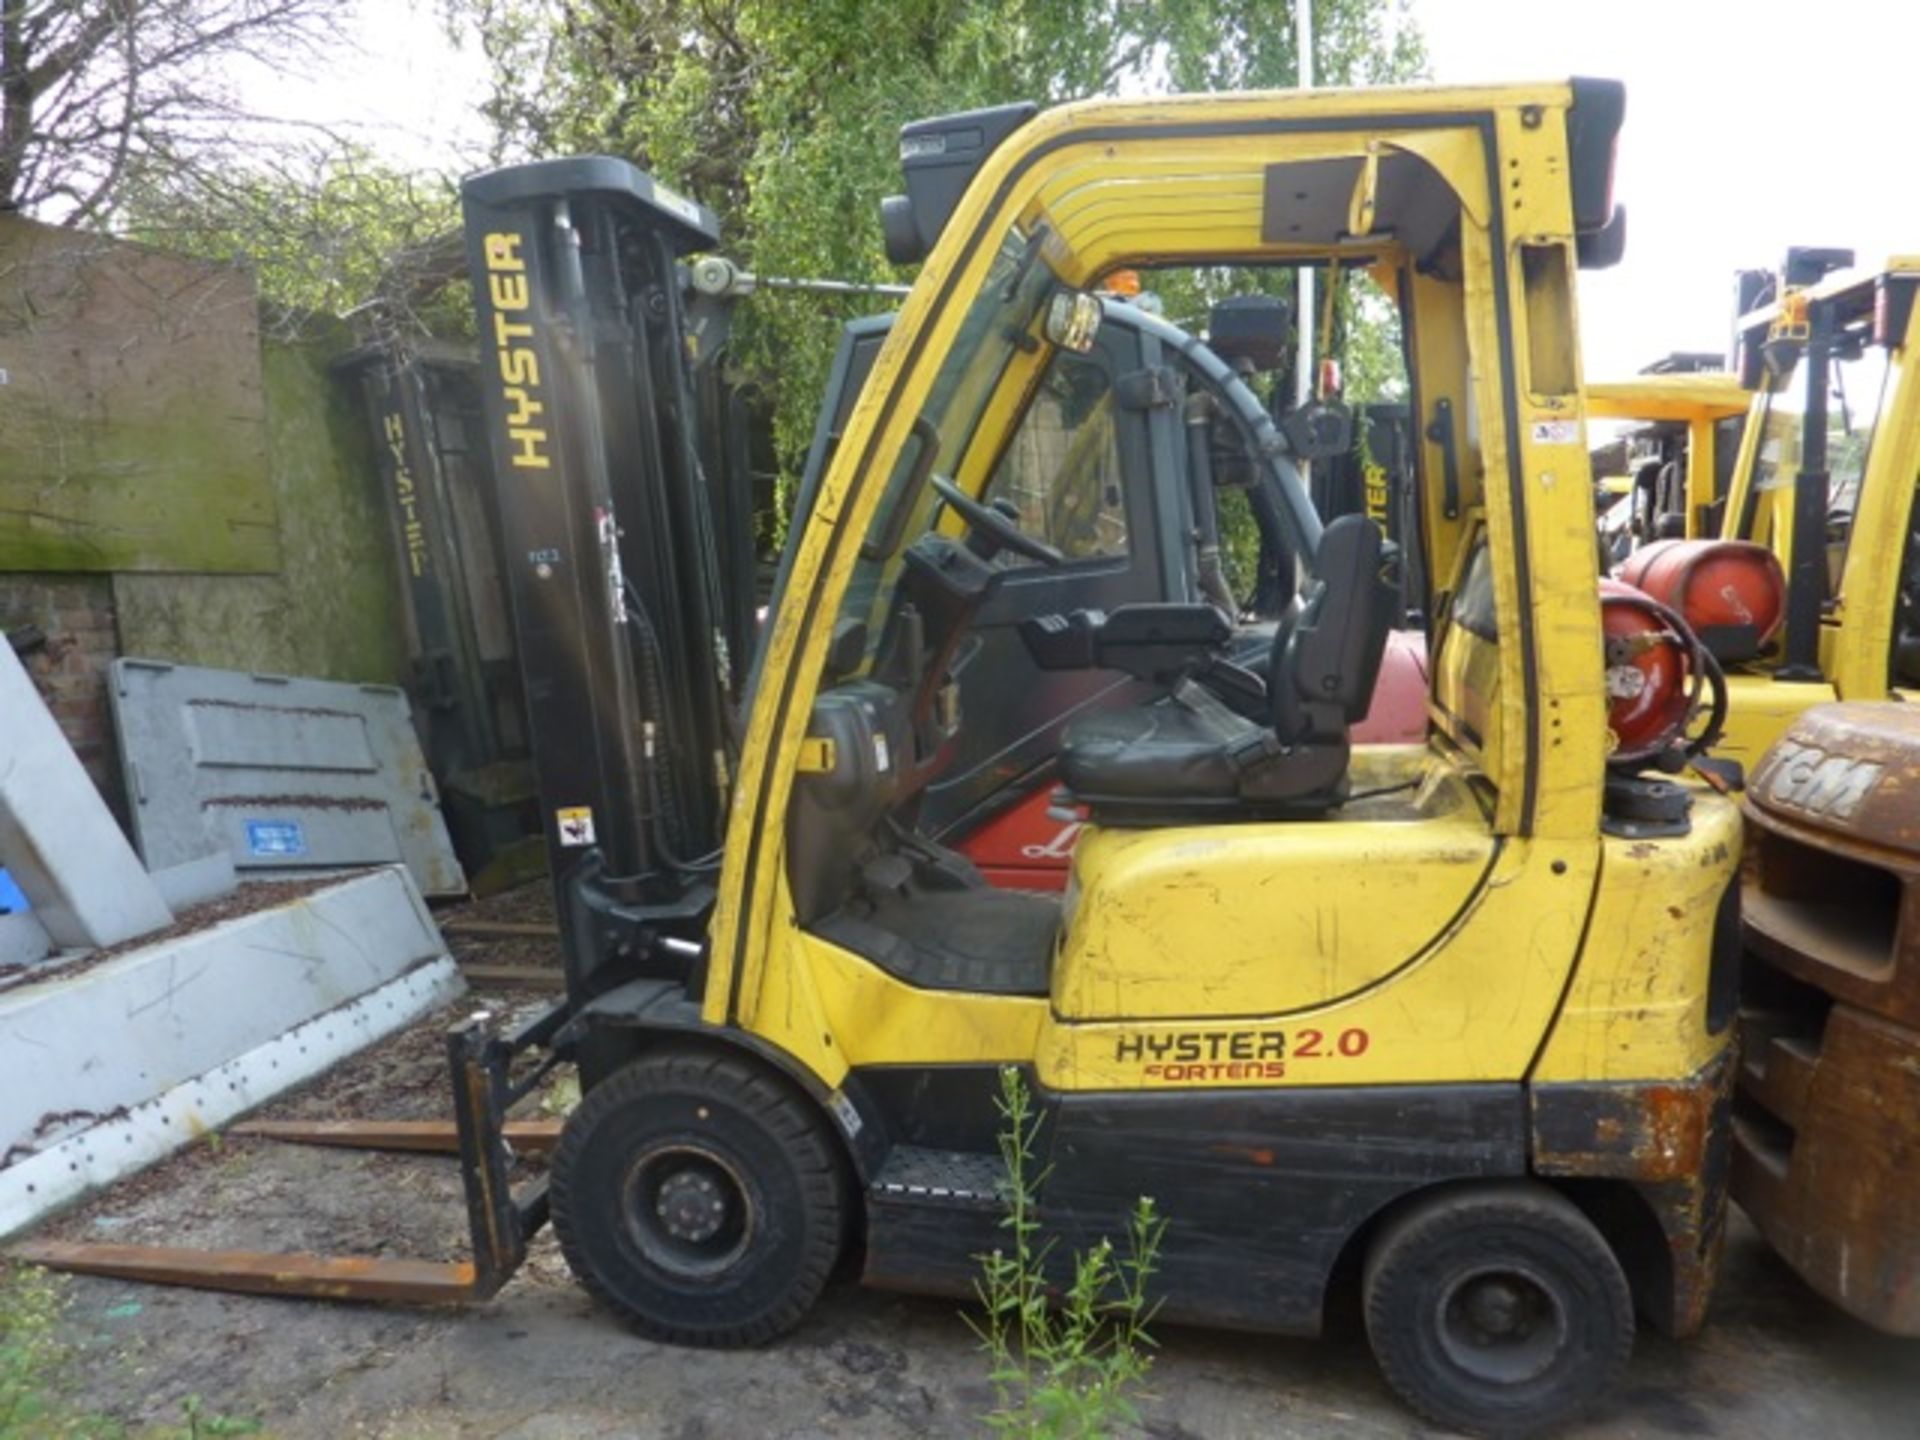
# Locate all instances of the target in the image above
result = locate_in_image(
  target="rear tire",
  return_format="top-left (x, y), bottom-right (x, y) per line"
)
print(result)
top-left (1362, 1182), bottom-right (1633, 1437)
top-left (550, 1048), bottom-right (846, 1347)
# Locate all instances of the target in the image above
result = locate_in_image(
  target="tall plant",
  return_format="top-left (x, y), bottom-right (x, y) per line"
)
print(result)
top-left (971, 1065), bottom-right (1166, 1439)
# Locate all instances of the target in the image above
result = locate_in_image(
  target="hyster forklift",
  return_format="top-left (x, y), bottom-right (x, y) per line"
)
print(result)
top-left (16, 82), bottom-right (1744, 1437)
top-left (456, 81), bottom-right (1740, 1436)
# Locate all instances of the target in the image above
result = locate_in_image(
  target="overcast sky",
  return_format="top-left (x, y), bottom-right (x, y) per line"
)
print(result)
top-left (243, 0), bottom-right (1906, 379)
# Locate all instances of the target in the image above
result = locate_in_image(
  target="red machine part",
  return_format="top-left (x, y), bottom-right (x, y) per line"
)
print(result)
top-left (1618, 539), bottom-right (1786, 661)
top-left (955, 785), bottom-right (1082, 892)
top-left (958, 630), bottom-right (1431, 889)
top-left (1599, 576), bottom-right (1707, 765)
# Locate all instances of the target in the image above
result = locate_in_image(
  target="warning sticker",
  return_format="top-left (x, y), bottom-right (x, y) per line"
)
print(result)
top-left (1531, 419), bottom-right (1580, 446)
top-left (826, 1089), bottom-right (863, 1138)
top-left (557, 806), bottom-right (597, 847)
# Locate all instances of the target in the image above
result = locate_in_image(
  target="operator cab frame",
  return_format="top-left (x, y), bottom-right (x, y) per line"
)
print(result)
top-left (731, 87), bottom-right (1611, 1008)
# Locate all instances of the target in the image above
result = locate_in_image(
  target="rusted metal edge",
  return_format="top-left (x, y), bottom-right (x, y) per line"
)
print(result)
top-left (230, 1117), bottom-right (561, 1155)
top-left (7, 1240), bottom-right (484, 1304)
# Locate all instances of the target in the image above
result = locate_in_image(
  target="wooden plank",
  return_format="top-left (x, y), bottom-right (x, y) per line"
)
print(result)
top-left (457, 962), bottom-right (564, 992)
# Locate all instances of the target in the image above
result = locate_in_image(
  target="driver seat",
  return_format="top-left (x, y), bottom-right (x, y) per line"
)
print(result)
top-left (1053, 515), bottom-right (1399, 823)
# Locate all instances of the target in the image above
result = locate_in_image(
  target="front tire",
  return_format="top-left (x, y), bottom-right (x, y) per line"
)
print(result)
top-left (1362, 1182), bottom-right (1633, 1437)
top-left (550, 1049), bottom-right (846, 1347)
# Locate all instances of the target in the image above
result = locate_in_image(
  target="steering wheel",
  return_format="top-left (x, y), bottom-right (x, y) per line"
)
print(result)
top-left (928, 473), bottom-right (1066, 567)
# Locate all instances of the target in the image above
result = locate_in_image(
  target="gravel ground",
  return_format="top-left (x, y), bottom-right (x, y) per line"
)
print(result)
top-left (16, 884), bottom-right (1920, 1438)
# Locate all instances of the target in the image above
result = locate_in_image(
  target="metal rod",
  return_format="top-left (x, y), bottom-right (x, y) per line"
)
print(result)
top-left (1295, 0), bottom-right (1316, 411)
top-left (757, 275), bottom-right (911, 298)
top-left (1779, 300), bottom-right (1831, 680)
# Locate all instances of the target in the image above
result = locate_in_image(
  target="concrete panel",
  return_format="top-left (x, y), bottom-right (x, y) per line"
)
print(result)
top-left (0, 866), bottom-right (451, 1173)
top-left (0, 643), bottom-right (172, 949)
top-left (0, 914), bottom-right (50, 969)
top-left (151, 853), bottom-right (238, 913)
top-left (0, 955), bottom-right (461, 1238)
top-left (111, 659), bottom-right (466, 897)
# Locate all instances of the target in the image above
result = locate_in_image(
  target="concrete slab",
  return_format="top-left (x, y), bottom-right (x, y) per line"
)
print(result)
top-left (0, 911), bottom-right (50, 968)
top-left (150, 852), bottom-right (239, 912)
top-left (0, 643), bottom-right (172, 949)
top-left (0, 866), bottom-right (462, 1237)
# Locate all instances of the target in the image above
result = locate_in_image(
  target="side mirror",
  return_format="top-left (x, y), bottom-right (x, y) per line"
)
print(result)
top-left (1280, 398), bottom-right (1354, 460)
top-left (1208, 294), bottom-right (1291, 373)
top-left (1575, 203), bottom-right (1627, 271)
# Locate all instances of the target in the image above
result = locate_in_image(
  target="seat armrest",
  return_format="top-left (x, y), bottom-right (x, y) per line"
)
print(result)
top-left (1021, 603), bottom-right (1233, 685)
top-left (1020, 610), bottom-right (1106, 670)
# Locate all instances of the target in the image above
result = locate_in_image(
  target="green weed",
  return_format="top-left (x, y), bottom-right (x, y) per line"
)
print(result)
top-left (970, 1066), bottom-right (1165, 1439)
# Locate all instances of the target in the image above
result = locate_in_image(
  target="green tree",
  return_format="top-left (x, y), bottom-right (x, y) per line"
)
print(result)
top-left (0, 0), bottom-right (341, 225)
top-left (116, 141), bottom-right (466, 340)
top-left (448, 0), bottom-right (1427, 491)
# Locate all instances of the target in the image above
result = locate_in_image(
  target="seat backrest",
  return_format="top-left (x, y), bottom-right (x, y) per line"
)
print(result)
top-left (1270, 515), bottom-right (1399, 744)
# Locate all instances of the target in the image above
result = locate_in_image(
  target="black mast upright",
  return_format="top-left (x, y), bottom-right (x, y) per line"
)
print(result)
top-left (462, 158), bottom-right (727, 994)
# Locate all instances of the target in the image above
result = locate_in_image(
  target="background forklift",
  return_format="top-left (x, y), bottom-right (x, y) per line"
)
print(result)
top-left (1587, 361), bottom-right (1749, 563)
top-left (1612, 252), bottom-right (1920, 764)
top-left (16, 82), bottom-right (1747, 1438)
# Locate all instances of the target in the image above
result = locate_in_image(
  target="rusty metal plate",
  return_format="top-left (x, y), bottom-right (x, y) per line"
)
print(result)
top-left (232, 1117), bottom-right (559, 1155)
top-left (1744, 701), bottom-right (1920, 843)
top-left (1732, 1002), bottom-right (1920, 1335)
top-left (8, 1240), bottom-right (483, 1305)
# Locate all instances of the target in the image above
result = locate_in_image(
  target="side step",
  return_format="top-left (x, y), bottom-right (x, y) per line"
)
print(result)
top-left (871, 1145), bottom-right (1006, 1208)
top-left (864, 1146), bottom-right (1007, 1298)
top-left (9, 1009), bottom-right (566, 1305)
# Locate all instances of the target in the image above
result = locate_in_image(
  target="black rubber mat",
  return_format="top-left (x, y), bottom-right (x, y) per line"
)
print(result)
top-left (815, 887), bottom-right (1059, 996)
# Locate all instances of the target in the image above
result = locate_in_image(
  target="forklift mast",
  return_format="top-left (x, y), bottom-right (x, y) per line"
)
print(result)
top-left (462, 159), bottom-right (734, 989)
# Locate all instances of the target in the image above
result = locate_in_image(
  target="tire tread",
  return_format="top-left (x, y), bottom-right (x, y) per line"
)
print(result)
top-left (550, 1048), bottom-right (845, 1348)
top-left (1362, 1181), bottom-right (1633, 1438)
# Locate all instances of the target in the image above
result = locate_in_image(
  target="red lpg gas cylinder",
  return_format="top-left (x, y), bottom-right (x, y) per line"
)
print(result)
top-left (1599, 577), bottom-right (1699, 765)
top-left (1617, 539), bottom-right (1785, 662)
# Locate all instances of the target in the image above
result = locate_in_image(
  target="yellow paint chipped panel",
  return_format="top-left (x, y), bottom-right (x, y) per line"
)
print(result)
top-left (1529, 794), bottom-right (1740, 1084)
top-left (1055, 810), bottom-right (1497, 1020)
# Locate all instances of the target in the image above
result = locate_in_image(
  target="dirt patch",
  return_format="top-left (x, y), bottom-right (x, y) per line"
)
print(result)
top-left (436, 880), bottom-right (562, 976)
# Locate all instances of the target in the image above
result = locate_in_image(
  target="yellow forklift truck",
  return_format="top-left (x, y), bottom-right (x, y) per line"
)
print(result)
top-left (16, 83), bottom-right (1743, 1436)
top-left (1613, 254), bottom-right (1920, 764)
top-left (1587, 365), bottom-right (1749, 558)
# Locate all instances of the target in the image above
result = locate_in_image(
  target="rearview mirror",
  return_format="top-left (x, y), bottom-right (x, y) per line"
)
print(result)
top-left (1280, 398), bottom-right (1354, 460)
top-left (1045, 289), bottom-right (1103, 353)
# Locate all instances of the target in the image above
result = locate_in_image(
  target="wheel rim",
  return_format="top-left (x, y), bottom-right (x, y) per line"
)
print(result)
top-left (1434, 1264), bottom-right (1568, 1386)
top-left (620, 1144), bottom-right (754, 1278)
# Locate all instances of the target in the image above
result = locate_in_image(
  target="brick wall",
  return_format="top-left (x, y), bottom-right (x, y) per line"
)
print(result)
top-left (0, 574), bottom-right (123, 816)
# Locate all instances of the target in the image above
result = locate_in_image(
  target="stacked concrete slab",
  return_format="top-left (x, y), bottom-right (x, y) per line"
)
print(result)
top-left (0, 643), bottom-right (462, 1237)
